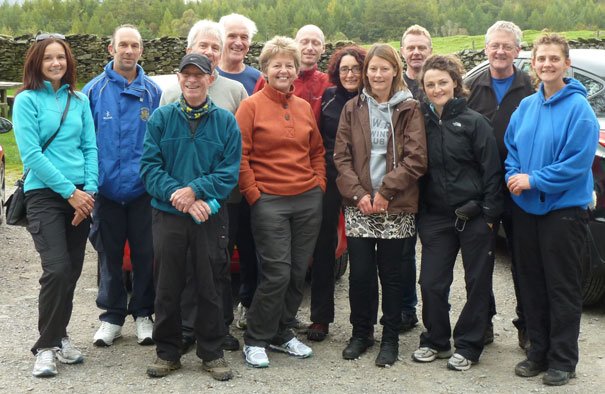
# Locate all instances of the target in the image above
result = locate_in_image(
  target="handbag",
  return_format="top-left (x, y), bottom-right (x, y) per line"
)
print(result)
top-left (4, 95), bottom-right (72, 226)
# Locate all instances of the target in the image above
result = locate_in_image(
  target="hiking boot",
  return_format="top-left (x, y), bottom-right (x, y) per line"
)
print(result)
top-left (93, 321), bottom-right (122, 347)
top-left (181, 335), bottom-right (196, 355)
top-left (515, 359), bottom-right (548, 377)
top-left (57, 337), bottom-right (84, 364)
top-left (411, 347), bottom-right (453, 363)
top-left (135, 316), bottom-right (154, 346)
top-left (399, 312), bottom-right (418, 333)
top-left (202, 357), bottom-right (233, 381)
top-left (342, 336), bottom-right (374, 360)
top-left (243, 345), bottom-right (269, 368)
top-left (222, 332), bottom-right (240, 351)
top-left (307, 323), bottom-right (329, 342)
top-left (146, 357), bottom-right (181, 377)
top-left (542, 368), bottom-right (576, 386)
top-left (235, 303), bottom-right (248, 330)
top-left (32, 348), bottom-right (57, 377)
top-left (484, 322), bottom-right (494, 345)
top-left (269, 337), bottom-right (313, 358)
top-left (447, 353), bottom-right (473, 371)
top-left (375, 342), bottom-right (398, 367)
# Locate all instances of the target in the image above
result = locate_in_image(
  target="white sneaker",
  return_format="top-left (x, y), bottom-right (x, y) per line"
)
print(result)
top-left (412, 346), bottom-right (453, 363)
top-left (235, 303), bottom-right (248, 330)
top-left (57, 337), bottom-right (84, 364)
top-left (447, 353), bottom-right (473, 371)
top-left (32, 348), bottom-right (57, 377)
top-left (93, 321), bottom-right (122, 347)
top-left (243, 345), bottom-right (269, 368)
top-left (269, 337), bottom-right (313, 358)
top-left (135, 316), bottom-right (154, 345)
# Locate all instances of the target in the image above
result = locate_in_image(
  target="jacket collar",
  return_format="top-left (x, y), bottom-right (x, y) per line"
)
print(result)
top-left (104, 61), bottom-right (145, 89)
top-left (476, 65), bottom-right (527, 91)
top-left (298, 65), bottom-right (319, 80)
top-left (423, 97), bottom-right (467, 123)
top-left (261, 83), bottom-right (295, 104)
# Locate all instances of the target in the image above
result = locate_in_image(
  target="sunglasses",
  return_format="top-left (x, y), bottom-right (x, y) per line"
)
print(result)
top-left (35, 33), bottom-right (66, 42)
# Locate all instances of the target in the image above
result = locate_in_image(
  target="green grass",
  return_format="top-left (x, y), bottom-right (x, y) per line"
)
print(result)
top-left (389, 30), bottom-right (605, 54)
top-left (0, 121), bottom-right (21, 185)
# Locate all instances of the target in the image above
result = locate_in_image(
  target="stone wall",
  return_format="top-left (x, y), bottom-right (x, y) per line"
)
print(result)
top-left (1, 34), bottom-right (604, 83)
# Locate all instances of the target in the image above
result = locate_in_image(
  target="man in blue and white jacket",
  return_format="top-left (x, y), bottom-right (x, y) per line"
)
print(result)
top-left (82, 24), bottom-right (162, 347)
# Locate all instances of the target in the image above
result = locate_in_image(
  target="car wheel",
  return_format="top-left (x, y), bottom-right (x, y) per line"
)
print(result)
top-left (0, 158), bottom-right (4, 225)
top-left (334, 250), bottom-right (348, 281)
top-left (581, 220), bottom-right (605, 306)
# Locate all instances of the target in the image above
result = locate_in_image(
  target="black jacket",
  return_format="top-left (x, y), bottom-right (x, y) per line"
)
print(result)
top-left (466, 66), bottom-right (534, 163)
top-left (320, 86), bottom-right (357, 180)
top-left (421, 98), bottom-right (503, 222)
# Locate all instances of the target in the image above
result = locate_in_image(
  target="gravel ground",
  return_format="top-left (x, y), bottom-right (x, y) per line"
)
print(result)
top-left (1, 222), bottom-right (605, 393)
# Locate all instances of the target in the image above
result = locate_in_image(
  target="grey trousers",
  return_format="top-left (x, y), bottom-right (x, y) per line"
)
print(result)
top-left (244, 187), bottom-right (323, 347)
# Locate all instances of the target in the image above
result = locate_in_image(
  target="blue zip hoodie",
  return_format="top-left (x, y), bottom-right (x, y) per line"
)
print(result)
top-left (82, 61), bottom-right (161, 203)
top-left (504, 78), bottom-right (599, 215)
top-left (140, 99), bottom-right (242, 216)
top-left (13, 82), bottom-right (98, 198)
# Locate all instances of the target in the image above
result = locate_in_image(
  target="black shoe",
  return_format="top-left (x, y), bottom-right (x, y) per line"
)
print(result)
top-left (399, 312), bottom-right (418, 333)
top-left (375, 342), bottom-right (398, 367)
top-left (542, 368), bottom-right (576, 386)
top-left (515, 359), bottom-right (548, 377)
top-left (517, 328), bottom-right (530, 351)
top-left (342, 337), bottom-right (374, 360)
top-left (483, 322), bottom-right (494, 345)
top-left (222, 333), bottom-right (240, 351)
top-left (181, 335), bottom-right (196, 355)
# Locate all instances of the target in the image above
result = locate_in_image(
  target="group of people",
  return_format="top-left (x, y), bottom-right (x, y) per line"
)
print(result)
top-left (11, 14), bottom-right (599, 387)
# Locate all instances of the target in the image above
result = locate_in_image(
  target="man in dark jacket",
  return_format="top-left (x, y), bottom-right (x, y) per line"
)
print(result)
top-left (83, 24), bottom-right (162, 348)
top-left (466, 20), bottom-right (535, 350)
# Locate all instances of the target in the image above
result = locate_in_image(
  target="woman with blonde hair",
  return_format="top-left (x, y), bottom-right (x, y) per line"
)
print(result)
top-left (334, 43), bottom-right (427, 367)
top-left (236, 36), bottom-right (326, 368)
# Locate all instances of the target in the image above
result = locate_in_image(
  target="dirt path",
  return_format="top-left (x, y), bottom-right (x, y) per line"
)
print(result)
top-left (1, 223), bottom-right (604, 393)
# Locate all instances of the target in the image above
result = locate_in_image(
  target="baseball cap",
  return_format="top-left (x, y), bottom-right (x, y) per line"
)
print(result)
top-left (178, 53), bottom-right (212, 74)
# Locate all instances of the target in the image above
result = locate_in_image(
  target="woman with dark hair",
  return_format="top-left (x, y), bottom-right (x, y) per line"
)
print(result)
top-left (12, 34), bottom-right (98, 377)
top-left (334, 43), bottom-right (427, 367)
top-left (506, 34), bottom-right (599, 386)
top-left (308, 45), bottom-right (367, 342)
top-left (411, 55), bottom-right (501, 371)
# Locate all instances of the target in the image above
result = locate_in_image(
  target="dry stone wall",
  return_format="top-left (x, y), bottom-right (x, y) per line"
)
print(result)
top-left (1, 34), bottom-right (604, 83)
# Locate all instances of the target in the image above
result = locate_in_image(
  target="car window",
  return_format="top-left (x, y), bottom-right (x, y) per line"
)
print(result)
top-left (574, 71), bottom-right (605, 117)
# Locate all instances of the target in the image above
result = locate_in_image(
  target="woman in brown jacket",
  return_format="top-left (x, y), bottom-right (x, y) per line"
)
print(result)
top-left (334, 44), bottom-right (427, 367)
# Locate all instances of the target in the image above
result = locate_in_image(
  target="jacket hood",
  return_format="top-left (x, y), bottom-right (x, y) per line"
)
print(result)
top-left (538, 77), bottom-right (587, 104)
top-left (362, 88), bottom-right (412, 107)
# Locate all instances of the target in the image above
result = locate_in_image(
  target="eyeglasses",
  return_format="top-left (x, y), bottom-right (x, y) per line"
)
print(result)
top-left (487, 42), bottom-right (517, 52)
top-left (339, 65), bottom-right (361, 75)
top-left (35, 33), bottom-right (66, 42)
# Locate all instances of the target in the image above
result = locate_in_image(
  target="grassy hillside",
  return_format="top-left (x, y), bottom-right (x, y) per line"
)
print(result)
top-left (390, 30), bottom-right (604, 54)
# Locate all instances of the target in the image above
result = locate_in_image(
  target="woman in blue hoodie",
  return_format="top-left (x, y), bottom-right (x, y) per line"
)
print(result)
top-left (505, 33), bottom-right (599, 386)
top-left (13, 34), bottom-right (98, 378)
top-left (334, 44), bottom-right (427, 367)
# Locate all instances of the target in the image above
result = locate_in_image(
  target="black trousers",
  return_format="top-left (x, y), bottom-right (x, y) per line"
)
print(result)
top-left (152, 209), bottom-right (224, 362)
top-left (236, 199), bottom-right (259, 308)
top-left (418, 212), bottom-right (494, 362)
top-left (348, 236), bottom-right (409, 342)
top-left (180, 205), bottom-right (233, 338)
top-left (244, 188), bottom-right (323, 347)
top-left (25, 188), bottom-right (91, 354)
top-left (92, 193), bottom-right (154, 325)
top-left (401, 232), bottom-right (418, 314)
top-left (512, 205), bottom-right (586, 372)
top-left (310, 176), bottom-right (341, 324)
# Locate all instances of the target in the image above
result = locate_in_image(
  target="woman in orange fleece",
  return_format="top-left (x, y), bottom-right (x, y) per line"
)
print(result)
top-left (235, 36), bottom-right (326, 368)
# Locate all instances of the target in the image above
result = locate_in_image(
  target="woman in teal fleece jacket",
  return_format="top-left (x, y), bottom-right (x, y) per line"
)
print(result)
top-left (505, 33), bottom-right (599, 386)
top-left (12, 35), bottom-right (98, 378)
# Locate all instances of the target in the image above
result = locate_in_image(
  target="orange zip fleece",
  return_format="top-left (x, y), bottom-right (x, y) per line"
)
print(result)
top-left (236, 84), bottom-right (327, 205)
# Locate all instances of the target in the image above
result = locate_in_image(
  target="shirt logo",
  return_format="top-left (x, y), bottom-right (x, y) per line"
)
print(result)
top-left (140, 107), bottom-right (150, 121)
top-left (102, 111), bottom-right (112, 120)
top-left (452, 121), bottom-right (462, 128)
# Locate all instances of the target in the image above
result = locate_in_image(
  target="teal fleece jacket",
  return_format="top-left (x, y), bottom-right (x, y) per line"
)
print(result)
top-left (504, 78), bottom-right (599, 215)
top-left (140, 99), bottom-right (242, 216)
top-left (13, 82), bottom-right (98, 197)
